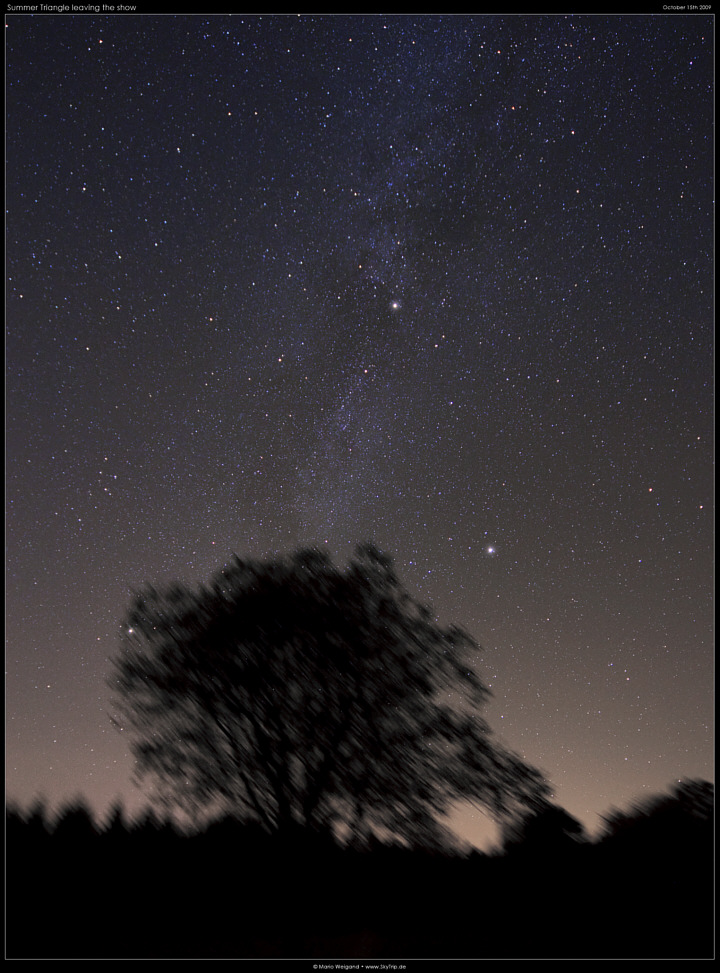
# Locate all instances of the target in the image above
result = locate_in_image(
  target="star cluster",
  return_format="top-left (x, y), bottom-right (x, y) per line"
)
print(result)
top-left (6, 14), bottom-right (713, 845)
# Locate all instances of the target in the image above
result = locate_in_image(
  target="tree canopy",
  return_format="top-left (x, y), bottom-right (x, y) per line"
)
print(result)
top-left (501, 801), bottom-right (587, 857)
top-left (600, 779), bottom-right (714, 848)
top-left (109, 543), bottom-right (549, 848)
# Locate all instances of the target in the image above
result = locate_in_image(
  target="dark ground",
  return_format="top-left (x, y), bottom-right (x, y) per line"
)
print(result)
top-left (6, 806), bottom-right (714, 960)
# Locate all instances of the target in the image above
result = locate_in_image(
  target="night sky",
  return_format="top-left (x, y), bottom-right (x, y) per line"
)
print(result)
top-left (6, 12), bottom-right (714, 849)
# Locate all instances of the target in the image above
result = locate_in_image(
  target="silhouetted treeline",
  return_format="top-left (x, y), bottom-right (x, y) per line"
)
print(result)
top-left (6, 781), bottom-right (713, 959)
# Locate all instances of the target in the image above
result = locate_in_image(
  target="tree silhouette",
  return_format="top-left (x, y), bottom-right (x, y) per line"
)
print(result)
top-left (102, 799), bottom-right (129, 838)
top-left (51, 798), bottom-right (98, 840)
top-left (599, 778), bottom-right (714, 854)
top-left (501, 800), bottom-right (587, 857)
top-left (109, 543), bottom-right (549, 848)
top-left (592, 779), bottom-right (714, 959)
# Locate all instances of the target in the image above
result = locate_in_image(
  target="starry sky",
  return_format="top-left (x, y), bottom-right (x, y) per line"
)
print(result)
top-left (6, 12), bottom-right (714, 849)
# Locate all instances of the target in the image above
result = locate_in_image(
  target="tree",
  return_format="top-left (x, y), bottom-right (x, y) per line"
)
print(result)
top-left (109, 543), bottom-right (549, 848)
top-left (501, 800), bottom-right (586, 857)
top-left (600, 779), bottom-right (714, 852)
top-left (51, 798), bottom-right (98, 840)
